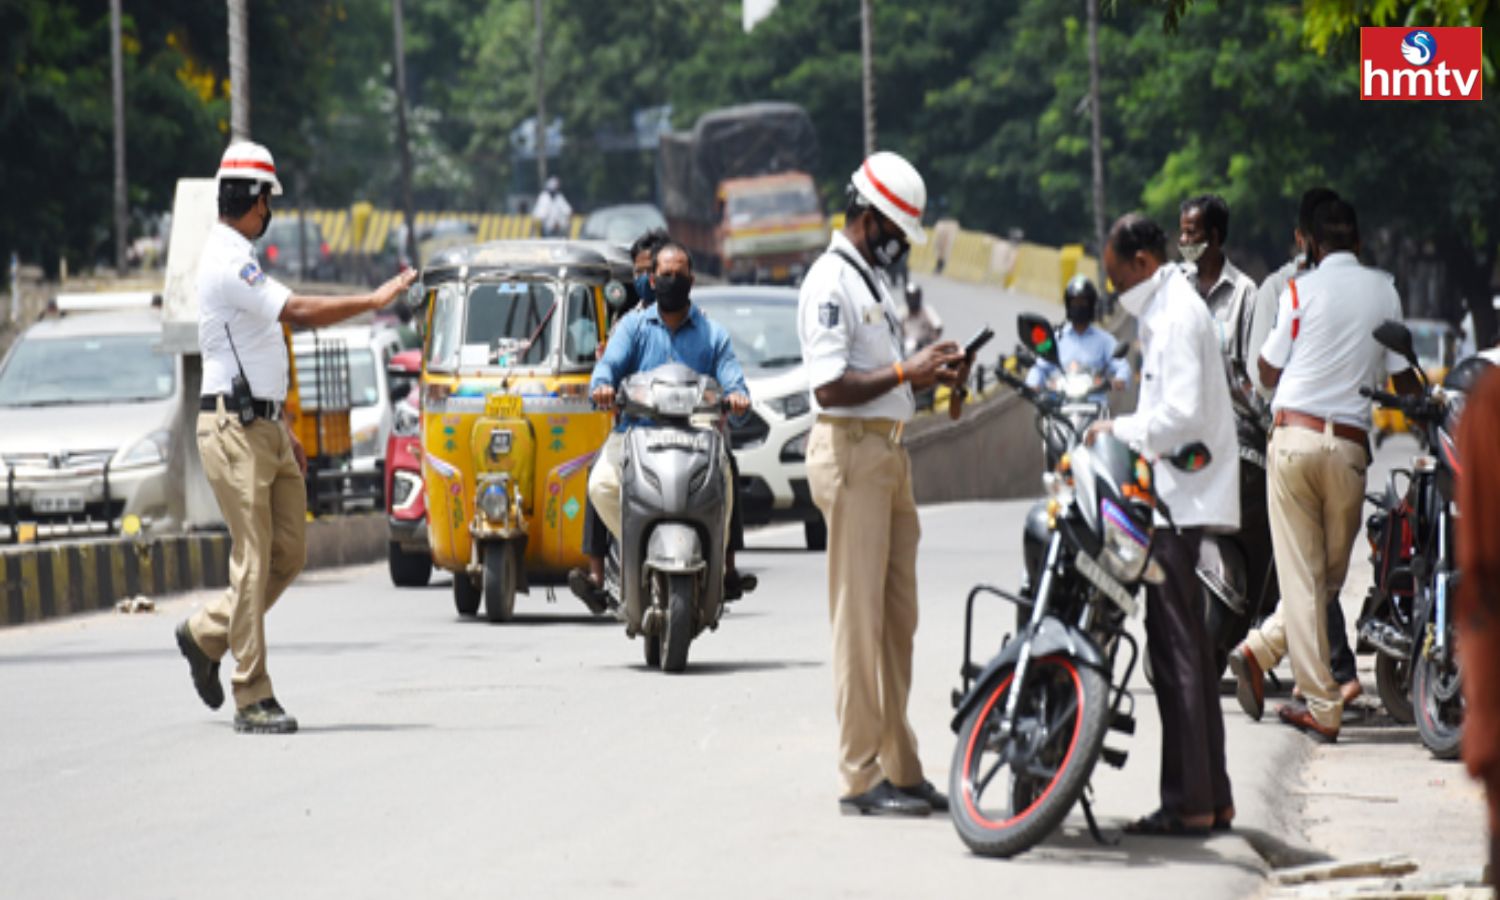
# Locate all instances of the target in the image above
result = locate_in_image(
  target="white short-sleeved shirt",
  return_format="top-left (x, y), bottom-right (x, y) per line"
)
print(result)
top-left (1259, 252), bottom-right (1407, 430)
top-left (197, 222), bottom-right (293, 401)
top-left (796, 232), bottom-right (915, 421)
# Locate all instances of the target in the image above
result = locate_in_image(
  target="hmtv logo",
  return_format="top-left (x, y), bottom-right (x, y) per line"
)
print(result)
top-left (1361, 27), bottom-right (1484, 100)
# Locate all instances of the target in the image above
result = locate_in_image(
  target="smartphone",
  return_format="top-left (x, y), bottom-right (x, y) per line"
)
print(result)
top-left (964, 326), bottom-right (995, 358)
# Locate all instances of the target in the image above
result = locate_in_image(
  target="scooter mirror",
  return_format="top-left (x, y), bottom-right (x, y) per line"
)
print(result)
top-left (1166, 442), bottom-right (1212, 473)
top-left (404, 279), bottom-right (426, 310)
top-left (1017, 313), bottom-right (1061, 367)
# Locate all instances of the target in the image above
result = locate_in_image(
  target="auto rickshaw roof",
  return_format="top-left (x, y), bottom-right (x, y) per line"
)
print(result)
top-left (423, 239), bottom-right (633, 283)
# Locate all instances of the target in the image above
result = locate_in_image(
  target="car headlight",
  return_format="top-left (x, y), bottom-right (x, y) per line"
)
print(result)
top-left (353, 425), bottom-right (380, 456)
top-left (391, 470), bottom-right (422, 511)
top-left (478, 480), bottom-right (509, 523)
top-left (780, 430), bottom-right (810, 463)
top-left (768, 391), bottom-right (811, 419)
top-left (116, 430), bottom-right (170, 468)
top-left (1099, 497), bottom-right (1151, 583)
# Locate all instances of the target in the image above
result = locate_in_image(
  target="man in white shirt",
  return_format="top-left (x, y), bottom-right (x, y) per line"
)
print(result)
top-left (175, 142), bottom-right (416, 735)
top-left (532, 176), bottom-right (573, 238)
top-left (1230, 198), bottom-right (1418, 743)
top-left (1178, 195), bottom-right (1258, 376)
top-left (1088, 213), bottom-right (1239, 835)
top-left (798, 152), bottom-right (966, 818)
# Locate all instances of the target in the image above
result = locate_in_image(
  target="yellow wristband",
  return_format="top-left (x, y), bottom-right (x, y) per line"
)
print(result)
top-left (894, 361), bottom-right (905, 384)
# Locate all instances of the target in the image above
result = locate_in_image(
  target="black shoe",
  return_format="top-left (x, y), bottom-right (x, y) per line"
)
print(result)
top-left (567, 568), bottom-right (607, 615)
top-left (175, 621), bottom-right (224, 711)
top-left (234, 698), bottom-right (299, 734)
top-left (839, 780), bottom-right (932, 817)
top-left (724, 570), bottom-right (758, 602)
top-left (897, 779), bottom-right (949, 813)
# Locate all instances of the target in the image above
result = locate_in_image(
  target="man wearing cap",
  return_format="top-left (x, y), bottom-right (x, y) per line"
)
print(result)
top-left (798, 152), bottom-right (967, 817)
top-left (533, 176), bottom-right (573, 238)
top-left (174, 141), bottom-right (417, 734)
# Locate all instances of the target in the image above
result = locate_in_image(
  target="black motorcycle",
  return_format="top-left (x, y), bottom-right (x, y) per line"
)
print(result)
top-left (1360, 321), bottom-right (1492, 757)
top-left (1356, 457), bottom-right (1420, 725)
top-left (949, 314), bottom-right (1212, 858)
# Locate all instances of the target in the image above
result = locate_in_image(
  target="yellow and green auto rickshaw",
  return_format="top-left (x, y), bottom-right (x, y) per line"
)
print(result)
top-left (413, 240), bottom-right (633, 621)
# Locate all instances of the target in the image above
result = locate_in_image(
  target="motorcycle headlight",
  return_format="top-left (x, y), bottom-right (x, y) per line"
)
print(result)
top-left (116, 429), bottom-right (170, 468)
top-left (768, 391), bottom-right (811, 419)
top-left (1099, 497), bottom-right (1151, 583)
top-left (780, 429), bottom-right (810, 462)
top-left (1064, 373), bottom-right (1094, 399)
top-left (478, 480), bottom-right (509, 523)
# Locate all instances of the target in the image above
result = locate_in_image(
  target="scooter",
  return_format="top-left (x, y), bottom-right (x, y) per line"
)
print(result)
top-left (601, 363), bottom-right (732, 673)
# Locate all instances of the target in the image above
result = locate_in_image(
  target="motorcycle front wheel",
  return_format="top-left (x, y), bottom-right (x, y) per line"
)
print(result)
top-left (1412, 644), bottom-right (1463, 760)
top-left (949, 655), bottom-right (1111, 858)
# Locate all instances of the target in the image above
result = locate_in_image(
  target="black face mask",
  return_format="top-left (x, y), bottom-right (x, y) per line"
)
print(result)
top-left (1067, 305), bottom-right (1092, 327)
top-left (255, 200), bottom-right (272, 240)
top-left (654, 273), bottom-right (691, 313)
top-left (866, 215), bottom-right (909, 269)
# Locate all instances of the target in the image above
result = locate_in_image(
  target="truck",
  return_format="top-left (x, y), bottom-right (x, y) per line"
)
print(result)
top-left (657, 102), bottom-right (828, 285)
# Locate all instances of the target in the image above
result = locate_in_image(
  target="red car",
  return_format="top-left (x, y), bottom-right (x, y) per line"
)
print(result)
top-left (385, 349), bottom-right (431, 587)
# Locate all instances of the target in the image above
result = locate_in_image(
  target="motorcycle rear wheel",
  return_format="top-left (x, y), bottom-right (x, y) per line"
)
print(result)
top-left (949, 655), bottom-right (1110, 858)
top-left (1412, 646), bottom-right (1463, 760)
top-left (1375, 653), bottom-right (1414, 724)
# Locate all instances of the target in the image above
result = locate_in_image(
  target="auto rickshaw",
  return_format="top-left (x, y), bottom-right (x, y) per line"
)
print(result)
top-left (412, 240), bottom-right (632, 621)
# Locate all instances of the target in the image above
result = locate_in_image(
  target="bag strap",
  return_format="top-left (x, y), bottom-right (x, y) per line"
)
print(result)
top-left (829, 248), bottom-right (900, 339)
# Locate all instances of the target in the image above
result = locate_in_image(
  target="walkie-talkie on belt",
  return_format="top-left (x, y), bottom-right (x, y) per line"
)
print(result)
top-left (224, 324), bottom-right (256, 425)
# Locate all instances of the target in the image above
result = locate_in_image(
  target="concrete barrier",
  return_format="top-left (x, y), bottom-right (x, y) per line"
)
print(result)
top-left (906, 391), bottom-right (1044, 505)
top-left (0, 513), bottom-right (389, 628)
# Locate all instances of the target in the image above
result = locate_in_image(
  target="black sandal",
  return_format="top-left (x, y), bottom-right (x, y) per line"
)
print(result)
top-left (1123, 809), bottom-right (1211, 838)
top-left (567, 568), bottom-right (607, 615)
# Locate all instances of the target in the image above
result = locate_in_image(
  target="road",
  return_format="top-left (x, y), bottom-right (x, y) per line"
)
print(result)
top-left (1, 499), bottom-right (1298, 900)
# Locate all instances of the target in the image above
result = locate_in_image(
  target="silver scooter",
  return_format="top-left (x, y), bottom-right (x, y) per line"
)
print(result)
top-left (602, 363), bottom-right (732, 673)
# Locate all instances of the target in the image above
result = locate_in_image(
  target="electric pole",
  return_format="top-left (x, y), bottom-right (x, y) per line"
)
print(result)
top-left (110, 0), bottom-right (128, 272)
top-left (392, 0), bottom-right (418, 269)
top-left (1087, 0), bottom-right (1107, 264)
top-left (534, 0), bottom-right (547, 186)
top-left (227, 0), bottom-right (250, 140)
top-left (860, 0), bottom-right (876, 157)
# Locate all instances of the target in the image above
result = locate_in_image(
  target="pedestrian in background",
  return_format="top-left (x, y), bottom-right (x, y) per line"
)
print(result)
top-left (1088, 213), bottom-right (1239, 836)
top-left (533, 176), bottom-right (573, 238)
top-left (1178, 194), bottom-right (1257, 374)
top-left (1229, 198), bottom-right (1419, 743)
top-left (175, 142), bottom-right (416, 734)
top-left (798, 151), bottom-right (966, 817)
top-left (1456, 366), bottom-right (1500, 887)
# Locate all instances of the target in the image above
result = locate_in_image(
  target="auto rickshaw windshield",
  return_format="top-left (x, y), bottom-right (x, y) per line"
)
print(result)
top-left (426, 278), bottom-right (600, 372)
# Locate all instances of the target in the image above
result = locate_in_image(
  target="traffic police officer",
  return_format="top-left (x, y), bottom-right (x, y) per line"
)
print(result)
top-left (797, 152), bottom-right (967, 816)
top-left (175, 142), bottom-right (416, 734)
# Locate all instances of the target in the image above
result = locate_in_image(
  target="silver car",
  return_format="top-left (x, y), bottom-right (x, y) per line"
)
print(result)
top-left (0, 308), bottom-right (182, 537)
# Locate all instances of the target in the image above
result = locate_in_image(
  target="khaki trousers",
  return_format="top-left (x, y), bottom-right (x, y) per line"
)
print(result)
top-left (806, 418), bottom-right (923, 797)
top-left (188, 405), bottom-right (307, 708)
top-left (1245, 424), bottom-right (1367, 730)
top-left (588, 431), bottom-right (734, 548)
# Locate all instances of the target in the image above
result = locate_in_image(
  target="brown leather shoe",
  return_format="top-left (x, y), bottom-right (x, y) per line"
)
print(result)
top-left (1227, 645), bottom-right (1265, 721)
top-left (1277, 702), bottom-right (1339, 744)
top-left (1292, 680), bottom-right (1363, 705)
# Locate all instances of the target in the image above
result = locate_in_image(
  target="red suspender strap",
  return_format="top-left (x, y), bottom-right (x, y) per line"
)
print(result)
top-left (1289, 278), bottom-right (1301, 341)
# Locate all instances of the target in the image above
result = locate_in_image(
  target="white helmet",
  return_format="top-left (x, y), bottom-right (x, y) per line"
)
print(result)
top-left (850, 151), bottom-right (927, 245)
top-left (215, 141), bottom-right (283, 196)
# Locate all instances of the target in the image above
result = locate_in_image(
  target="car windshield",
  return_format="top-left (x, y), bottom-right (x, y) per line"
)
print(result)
top-left (426, 279), bottom-right (601, 371)
top-left (694, 294), bottom-right (802, 372)
top-left (0, 333), bottom-right (176, 407)
top-left (726, 187), bottom-right (819, 226)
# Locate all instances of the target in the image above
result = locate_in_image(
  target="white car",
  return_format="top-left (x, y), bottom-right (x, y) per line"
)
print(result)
top-left (0, 301), bottom-right (182, 537)
top-left (694, 286), bottom-right (826, 550)
top-left (292, 324), bottom-right (419, 474)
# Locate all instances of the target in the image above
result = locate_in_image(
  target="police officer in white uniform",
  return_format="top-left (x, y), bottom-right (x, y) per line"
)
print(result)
top-left (798, 152), bottom-right (967, 817)
top-left (175, 142), bottom-right (416, 734)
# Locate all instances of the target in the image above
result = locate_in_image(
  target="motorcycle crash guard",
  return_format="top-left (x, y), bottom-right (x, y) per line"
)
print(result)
top-left (950, 616), bottom-right (1107, 732)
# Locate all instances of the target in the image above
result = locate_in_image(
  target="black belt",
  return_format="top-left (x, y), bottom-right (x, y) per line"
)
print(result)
top-left (201, 395), bottom-right (284, 420)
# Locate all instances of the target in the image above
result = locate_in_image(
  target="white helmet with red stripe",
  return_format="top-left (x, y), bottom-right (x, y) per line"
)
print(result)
top-left (216, 141), bottom-right (284, 196)
top-left (850, 151), bottom-right (927, 245)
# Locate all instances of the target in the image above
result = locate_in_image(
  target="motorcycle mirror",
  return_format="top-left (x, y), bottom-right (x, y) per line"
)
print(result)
top-left (404, 278), bottom-right (426, 310)
top-left (1017, 313), bottom-right (1061, 367)
top-left (1166, 442), bottom-right (1212, 473)
top-left (604, 280), bottom-right (630, 310)
top-left (1112, 340), bottom-right (1131, 360)
top-left (1373, 320), bottom-right (1420, 371)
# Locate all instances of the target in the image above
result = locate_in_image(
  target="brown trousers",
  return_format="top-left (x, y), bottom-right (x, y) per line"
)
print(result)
top-left (806, 418), bottom-right (923, 797)
top-left (188, 404), bottom-right (307, 708)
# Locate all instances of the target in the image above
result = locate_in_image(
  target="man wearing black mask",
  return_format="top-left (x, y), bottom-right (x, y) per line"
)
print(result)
top-left (1023, 275), bottom-right (1130, 403)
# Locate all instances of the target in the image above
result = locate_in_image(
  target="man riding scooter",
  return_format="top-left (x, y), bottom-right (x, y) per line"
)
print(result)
top-left (1023, 275), bottom-right (1131, 403)
top-left (586, 240), bottom-right (757, 600)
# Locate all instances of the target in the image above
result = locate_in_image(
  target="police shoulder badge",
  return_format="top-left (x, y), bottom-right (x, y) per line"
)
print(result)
top-left (818, 300), bottom-right (840, 328)
top-left (239, 262), bottom-right (266, 287)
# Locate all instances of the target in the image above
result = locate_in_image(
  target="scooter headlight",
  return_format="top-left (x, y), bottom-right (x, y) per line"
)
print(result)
top-left (652, 383), bottom-right (702, 417)
top-left (1099, 497), bottom-right (1151, 583)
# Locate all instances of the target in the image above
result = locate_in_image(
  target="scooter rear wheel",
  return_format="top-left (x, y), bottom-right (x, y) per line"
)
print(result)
top-left (1375, 653), bottom-right (1414, 724)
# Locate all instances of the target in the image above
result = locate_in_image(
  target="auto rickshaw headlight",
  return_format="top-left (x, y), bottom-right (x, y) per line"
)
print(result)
top-left (479, 481), bottom-right (509, 523)
top-left (489, 430), bottom-right (513, 458)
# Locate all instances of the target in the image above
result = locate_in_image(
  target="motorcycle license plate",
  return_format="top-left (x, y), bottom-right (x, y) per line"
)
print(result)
top-left (648, 431), bottom-right (710, 452)
top-left (486, 394), bottom-right (523, 419)
top-left (1075, 551), bottom-right (1139, 617)
top-left (34, 494), bottom-right (85, 514)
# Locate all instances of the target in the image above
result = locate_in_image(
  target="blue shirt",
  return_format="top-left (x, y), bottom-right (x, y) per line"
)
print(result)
top-left (1024, 323), bottom-right (1131, 402)
top-left (590, 303), bottom-right (748, 431)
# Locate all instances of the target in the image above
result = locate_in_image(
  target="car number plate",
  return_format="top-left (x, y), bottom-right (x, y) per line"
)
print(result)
top-left (486, 394), bottom-right (523, 418)
top-left (34, 494), bottom-right (85, 514)
top-left (648, 431), bottom-right (710, 452)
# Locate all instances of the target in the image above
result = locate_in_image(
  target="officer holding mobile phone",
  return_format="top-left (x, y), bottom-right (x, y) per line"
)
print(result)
top-left (174, 142), bottom-right (417, 735)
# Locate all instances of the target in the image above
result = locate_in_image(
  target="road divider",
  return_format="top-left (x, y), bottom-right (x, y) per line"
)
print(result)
top-left (1, 513), bottom-right (388, 628)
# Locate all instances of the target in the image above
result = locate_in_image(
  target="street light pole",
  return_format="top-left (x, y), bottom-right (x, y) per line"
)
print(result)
top-left (227, 0), bottom-right (250, 140)
top-left (110, 0), bottom-right (128, 273)
top-left (860, 0), bottom-right (876, 157)
top-left (391, 0), bottom-right (418, 269)
top-left (1087, 0), bottom-right (1107, 265)
top-left (534, 0), bottom-right (547, 186)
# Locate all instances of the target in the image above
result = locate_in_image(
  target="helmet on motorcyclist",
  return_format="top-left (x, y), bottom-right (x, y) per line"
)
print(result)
top-left (1063, 275), bottom-right (1098, 328)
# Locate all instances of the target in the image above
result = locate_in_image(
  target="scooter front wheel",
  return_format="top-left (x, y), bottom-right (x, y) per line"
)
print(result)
top-left (950, 655), bottom-right (1110, 858)
top-left (660, 573), bottom-right (696, 673)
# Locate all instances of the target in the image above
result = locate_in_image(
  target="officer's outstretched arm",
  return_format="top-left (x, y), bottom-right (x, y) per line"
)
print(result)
top-left (281, 270), bottom-right (416, 329)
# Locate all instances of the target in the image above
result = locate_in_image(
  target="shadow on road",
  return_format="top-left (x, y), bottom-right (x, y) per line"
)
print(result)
top-left (618, 658), bottom-right (824, 677)
top-left (295, 723), bottom-right (434, 735)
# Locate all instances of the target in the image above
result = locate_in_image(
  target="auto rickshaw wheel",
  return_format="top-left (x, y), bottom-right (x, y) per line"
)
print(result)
top-left (453, 572), bottom-right (481, 617)
top-left (483, 541), bottom-right (519, 623)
